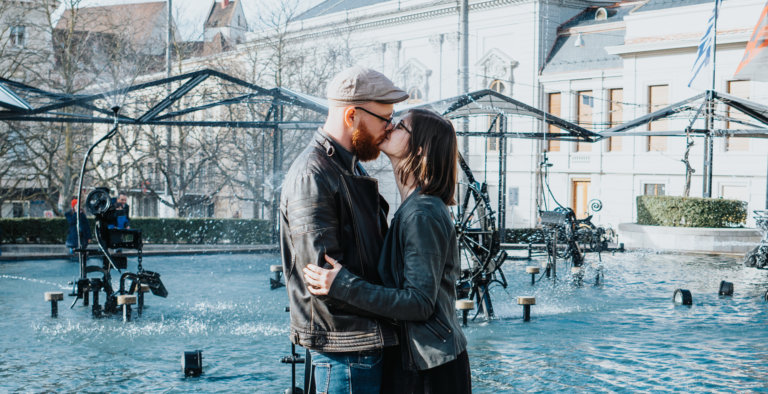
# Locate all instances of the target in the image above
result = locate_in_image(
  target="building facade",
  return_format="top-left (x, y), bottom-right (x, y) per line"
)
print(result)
top-left (244, 0), bottom-right (768, 229)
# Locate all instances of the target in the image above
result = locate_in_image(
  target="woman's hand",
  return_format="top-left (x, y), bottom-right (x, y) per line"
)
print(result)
top-left (303, 255), bottom-right (342, 296)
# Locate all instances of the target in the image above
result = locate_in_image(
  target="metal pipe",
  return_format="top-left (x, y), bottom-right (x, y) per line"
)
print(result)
top-left (459, 0), bottom-right (469, 158)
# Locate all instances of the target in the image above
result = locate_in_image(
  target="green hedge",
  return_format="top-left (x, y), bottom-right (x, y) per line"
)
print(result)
top-left (636, 195), bottom-right (747, 228)
top-left (0, 218), bottom-right (273, 244)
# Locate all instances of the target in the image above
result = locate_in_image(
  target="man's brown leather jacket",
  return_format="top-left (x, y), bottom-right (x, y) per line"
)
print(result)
top-left (279, 129), bottom-right (396, 352)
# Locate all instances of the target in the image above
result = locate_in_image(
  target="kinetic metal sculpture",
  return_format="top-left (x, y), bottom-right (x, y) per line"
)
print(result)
top-left (744, 210), bottom-right (768, 270)
top-left (69, 107), bottom-right (167, 319)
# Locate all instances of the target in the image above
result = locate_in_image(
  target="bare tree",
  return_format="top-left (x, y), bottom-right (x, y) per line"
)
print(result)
top-left (7, 0), bottom-right (168, 214)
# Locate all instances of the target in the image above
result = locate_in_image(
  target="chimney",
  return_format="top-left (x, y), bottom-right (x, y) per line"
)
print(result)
top-left (223, 0), bottom-right (230, 7)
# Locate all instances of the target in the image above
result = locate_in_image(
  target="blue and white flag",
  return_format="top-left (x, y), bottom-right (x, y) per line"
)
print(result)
top-left (688, 0), bottom-right (722, 89)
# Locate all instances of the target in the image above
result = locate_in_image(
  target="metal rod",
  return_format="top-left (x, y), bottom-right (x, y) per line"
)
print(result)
top-left (459, 0), bottom-right (469, 158)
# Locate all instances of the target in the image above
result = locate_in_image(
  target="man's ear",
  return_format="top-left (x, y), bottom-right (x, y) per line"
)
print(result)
top-left (343, 106), bottom-right (356, 128)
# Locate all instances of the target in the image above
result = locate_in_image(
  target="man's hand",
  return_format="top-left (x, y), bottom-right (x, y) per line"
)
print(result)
top-left (303, 255), bottom-right (343, 295)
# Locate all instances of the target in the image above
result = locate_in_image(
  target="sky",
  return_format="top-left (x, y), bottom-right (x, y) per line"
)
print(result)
top-left (54, 0), bottom-right (324, 41)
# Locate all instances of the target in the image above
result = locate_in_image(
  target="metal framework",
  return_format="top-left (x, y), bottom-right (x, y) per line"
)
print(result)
top-left (399, 88), bottom-right (599, 243)
top-left (0, 68), bottom-right (328, 128)
top-left (597, 90), bottom-right (768, 200)
top-left (0, 69), bottom-right (329, 238)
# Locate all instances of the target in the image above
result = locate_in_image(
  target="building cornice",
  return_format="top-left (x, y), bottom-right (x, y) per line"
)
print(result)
top-left (606, 32), bottom-right (750, 56)
top-left (247, 0), bottom-right (529, 48)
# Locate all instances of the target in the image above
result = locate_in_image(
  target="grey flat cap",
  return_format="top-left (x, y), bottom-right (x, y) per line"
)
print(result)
top-left (326, 66), bottom-right (408, 105)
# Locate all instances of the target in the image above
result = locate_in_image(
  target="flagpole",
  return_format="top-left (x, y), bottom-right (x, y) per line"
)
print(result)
top-left (703, 0), bottom-right (719, 198)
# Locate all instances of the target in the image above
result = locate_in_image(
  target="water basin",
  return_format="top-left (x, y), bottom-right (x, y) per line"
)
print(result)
top-left (2, 252), bottom-right (768, 392)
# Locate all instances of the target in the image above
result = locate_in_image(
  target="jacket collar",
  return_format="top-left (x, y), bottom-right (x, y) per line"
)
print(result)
top-left (315, 128), bottom-right (360, 175)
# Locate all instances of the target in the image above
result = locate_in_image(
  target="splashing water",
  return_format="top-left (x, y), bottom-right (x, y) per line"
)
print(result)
top-left (3, 252), bottom-right (768, 392)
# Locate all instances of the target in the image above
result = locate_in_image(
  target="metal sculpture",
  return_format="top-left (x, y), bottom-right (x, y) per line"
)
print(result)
top-left (452, 154), bottom-right (508, 320)
top-left (744, 210), bottom-right (768, 269)
top-left (536, 154), bottom-right (621, 285)
top-left (69, 108), bottom-right (167, 318)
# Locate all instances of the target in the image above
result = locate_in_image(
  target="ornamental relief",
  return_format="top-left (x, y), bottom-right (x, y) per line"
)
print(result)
top-left (397, 58), bottom-right (432, 103)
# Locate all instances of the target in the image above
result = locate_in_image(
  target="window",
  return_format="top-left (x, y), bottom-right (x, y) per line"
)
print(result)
top-left (607, 88), bottom-right (623, 151)
top-left (643, 183), bottom-right (665, 196)
top-left (508, 187), bottom-right (519, 206)
top-left (547, 92), bottom-right (562, 152)
top-left (10, 25), bottom-right (25, 48)
top-left (407, 87), bottom-right (423, 104)
top-left (138, 196), bottom-right (158, 217)
top-left (576, 90), bottom-right (593, 152)
top-left (726, 80), bottom-right (750, 151)
top-left (647, 85), bottom-right (668, 151)
top-left (487, 80), bottom-right (506, 152)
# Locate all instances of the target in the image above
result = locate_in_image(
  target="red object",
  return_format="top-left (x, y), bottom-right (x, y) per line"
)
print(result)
top-left (223, 0), bottom-right (230, 7)
top-left (734, 1), bottom-right (768, 81)
top-left (71, 199), bottom-right (78, 209)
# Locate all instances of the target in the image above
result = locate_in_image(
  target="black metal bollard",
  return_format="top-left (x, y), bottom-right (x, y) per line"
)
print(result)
top-left (517, 296), bottom-right (536, 322)
top-left (525, 266), bottom-right (540, 285)
top-left (673, 289), bottom-right (693, 305)
top-left (45, 292), bottom-right (64, 318)
top-left (718, 281), bottom-right (734, 296)
top-left (455, 299), bottom-right (474, 326)
top-left (182, 350), bottom-right (203, 377)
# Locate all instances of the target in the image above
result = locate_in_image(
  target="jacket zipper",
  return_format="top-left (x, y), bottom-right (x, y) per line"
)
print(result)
top-left (340, 178), bottom-right (367, 277)
top-left (424, 321), bottom-right (448, 343)
top-left (434, 315), bottom-right (452, 334)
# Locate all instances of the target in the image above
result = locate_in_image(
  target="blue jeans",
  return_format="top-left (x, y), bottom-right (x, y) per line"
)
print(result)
top-left (310, 349), bottom-right (383, 394)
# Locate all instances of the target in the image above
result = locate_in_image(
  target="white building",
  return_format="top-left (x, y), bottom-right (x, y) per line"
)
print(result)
top-left (250, 0), bottom-right (768, 229)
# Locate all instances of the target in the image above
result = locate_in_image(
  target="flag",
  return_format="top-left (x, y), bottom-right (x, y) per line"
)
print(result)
top-left (734, 1), bottom-right (768, 81)
top-left (688, 0), bottom-right (722, 89)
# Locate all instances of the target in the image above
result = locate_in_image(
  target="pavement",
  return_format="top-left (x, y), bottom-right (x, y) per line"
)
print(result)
top-left (0, 244), bottom-right (279, 261)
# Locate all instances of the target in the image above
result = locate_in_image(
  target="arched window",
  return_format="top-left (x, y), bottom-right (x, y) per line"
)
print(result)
top-left (490, 79), bottom-right (506, 94)
top-left (407, 87), bottom-right (423, 104)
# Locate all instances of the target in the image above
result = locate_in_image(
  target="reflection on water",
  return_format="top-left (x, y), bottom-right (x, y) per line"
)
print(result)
top-left (2, 252), bottom-right (768, 392)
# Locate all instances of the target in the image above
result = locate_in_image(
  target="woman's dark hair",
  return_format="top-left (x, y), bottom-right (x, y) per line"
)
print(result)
top-left (396, 108), bottom-right (458, 205)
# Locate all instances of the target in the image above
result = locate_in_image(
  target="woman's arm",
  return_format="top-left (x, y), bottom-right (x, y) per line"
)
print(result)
top-left (304, 212), bottom-right (448, 321)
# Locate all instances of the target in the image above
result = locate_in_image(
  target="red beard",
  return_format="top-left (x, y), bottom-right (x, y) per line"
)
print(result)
top-left (352, 122), bottom-right (382, 162)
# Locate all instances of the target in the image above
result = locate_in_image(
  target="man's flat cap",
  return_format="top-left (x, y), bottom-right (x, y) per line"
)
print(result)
top-left (326, 66), bottom-right (408, 106)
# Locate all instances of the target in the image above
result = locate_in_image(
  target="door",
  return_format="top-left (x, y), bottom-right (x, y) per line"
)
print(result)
top-left (571, 180), bottom-right (591, 219)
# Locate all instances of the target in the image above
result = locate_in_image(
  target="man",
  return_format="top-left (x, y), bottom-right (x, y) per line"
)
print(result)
top-left (114, 193), bottom-right (130, 229)
top-left (106, 192), bottom-right (130, 229)
top-left (279, 66), bottom-right (408, 393)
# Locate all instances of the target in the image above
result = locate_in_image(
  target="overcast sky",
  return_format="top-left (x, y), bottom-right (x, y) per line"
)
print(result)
top-left (54, 0), bottom-right (325, 40)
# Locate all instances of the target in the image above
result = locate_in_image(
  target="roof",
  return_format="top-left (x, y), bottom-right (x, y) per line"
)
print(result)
top-left (542, 30), bottom-right (624, 74)
top-left (559, 2), bottom-right (636, 30)
top-left (296, 0), bottom-right (390, 20)
top-left (55, 2), bottom-right (166, 49)
top-left (205, 0), bottom-right (238, 28)
top-left (542, 3), bottom-right (636, 74)
top-left (636, 0), bottom-right (715, 12)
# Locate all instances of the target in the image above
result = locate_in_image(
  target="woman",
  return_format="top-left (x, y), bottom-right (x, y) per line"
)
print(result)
top-left (303, 108), bottom-right (471, 393)
top-left (65, 198), bottom-right (91, 254)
